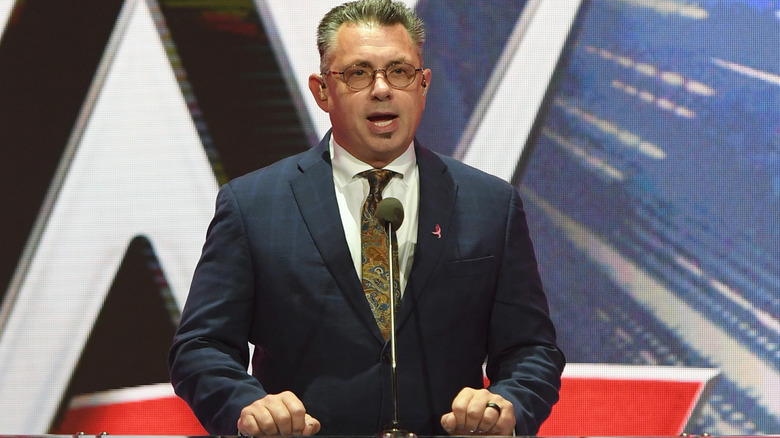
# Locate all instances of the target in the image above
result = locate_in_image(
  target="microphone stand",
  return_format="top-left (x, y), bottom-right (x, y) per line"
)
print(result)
top-left (382, 221), bottom-right (416, 438)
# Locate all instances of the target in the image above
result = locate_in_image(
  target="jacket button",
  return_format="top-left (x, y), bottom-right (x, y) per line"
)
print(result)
top-left (381, 352), bottom-right (392, 364)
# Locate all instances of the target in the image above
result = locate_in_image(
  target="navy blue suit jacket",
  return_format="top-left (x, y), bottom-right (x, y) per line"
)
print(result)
top-left (169, 133), bottom-right (564, 435)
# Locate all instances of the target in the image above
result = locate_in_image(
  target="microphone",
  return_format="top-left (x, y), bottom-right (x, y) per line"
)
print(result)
top-left (376, 197), bottom-right (404, 230)
top-left (375, 198), bottom-right (415, 438)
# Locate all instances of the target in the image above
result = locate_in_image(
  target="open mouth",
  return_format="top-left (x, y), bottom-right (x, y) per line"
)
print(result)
top-left (367, 114), bottom-right (398, 127)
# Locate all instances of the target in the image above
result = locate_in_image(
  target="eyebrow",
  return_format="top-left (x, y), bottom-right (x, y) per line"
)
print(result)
top-left (342, 59), bottom-right (410, 69)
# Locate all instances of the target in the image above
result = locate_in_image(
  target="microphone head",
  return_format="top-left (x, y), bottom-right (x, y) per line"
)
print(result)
top-left (376, 198), bottom-right (404, 230)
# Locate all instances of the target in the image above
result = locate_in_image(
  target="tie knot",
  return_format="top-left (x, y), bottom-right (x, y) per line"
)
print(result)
top-left (360, 169), bottom-right (396, 199)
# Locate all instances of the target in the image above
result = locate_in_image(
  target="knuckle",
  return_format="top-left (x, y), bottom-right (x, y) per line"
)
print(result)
top-left (451, 403), bottom-right (467, 415)
top-left (276, 410), bottom-right (292, 423)
top-left (463, 387), bottom-right (479, 397)
top-left (288, 401), bottom-right (305, 413)
top-left (466, 411), bottom-right (482, 422)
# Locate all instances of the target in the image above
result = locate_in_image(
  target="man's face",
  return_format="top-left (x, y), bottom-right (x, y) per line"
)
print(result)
top-left (309, 23), bottom-right (431, 168)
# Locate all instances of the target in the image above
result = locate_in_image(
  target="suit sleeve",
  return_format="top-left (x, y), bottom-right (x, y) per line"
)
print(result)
top-left (168, 183), bottom-right (268, 435)
top-left (486, 187), bottom-right (566, 435)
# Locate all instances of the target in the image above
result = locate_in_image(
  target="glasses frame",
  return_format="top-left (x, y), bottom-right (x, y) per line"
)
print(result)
top-left (322, 62), bottom-right (423, 91)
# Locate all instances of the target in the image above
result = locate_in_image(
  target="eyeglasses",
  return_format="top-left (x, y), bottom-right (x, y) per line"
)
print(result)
top-left (323, 62), bottom-right (423, 91)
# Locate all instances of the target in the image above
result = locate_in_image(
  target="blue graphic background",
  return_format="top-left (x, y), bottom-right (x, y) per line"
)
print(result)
top-left (513, 1), bottom-right (780, 434)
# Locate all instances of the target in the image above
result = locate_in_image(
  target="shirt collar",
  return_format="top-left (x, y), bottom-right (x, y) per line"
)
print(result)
top-left (330, 136), bottom-right (416, 188)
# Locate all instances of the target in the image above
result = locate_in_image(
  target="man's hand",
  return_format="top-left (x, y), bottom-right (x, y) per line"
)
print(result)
top-left (441, 387), bottom-right (515, 436)
top-left (237, 391), bottom-right (321, 436)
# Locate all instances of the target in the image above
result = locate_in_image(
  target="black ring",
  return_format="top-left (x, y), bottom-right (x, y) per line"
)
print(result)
top-left (486, 402), bottom-right (502, 414)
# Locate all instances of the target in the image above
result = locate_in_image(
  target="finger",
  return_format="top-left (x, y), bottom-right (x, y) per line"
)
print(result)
top-left (269, 391), bottom-right (310, 435)
top-left (440, 412), bottom-right (457, 435)
top-left (302, 414), bottom-right (321, 436)
top-left (462, 392), bottom-right (493, 433)
top-left (242, 393), bottom-right (304, 436)
top-left (258, 405), bottom-right (285, 435)
top-left (450, 388), bottom-right (477, 430)
top-left (250, 395), bottom-right (290, 435)
top-left (277, 392), bottom-right (307, 435)
top-left (237, 409), bottom-right (263, 436)
top-left (240, 404), bottom-right (279, 436)
top-left (478, 400), bottom-right (516, 436)
top-left (474, 402), bottom-right (501, 434)
top-left (491, 403), bottom-right (516, 436)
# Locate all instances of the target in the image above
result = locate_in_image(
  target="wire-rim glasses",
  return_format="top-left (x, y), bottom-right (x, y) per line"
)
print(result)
top-left (323, 62), bottom-right (423, 91)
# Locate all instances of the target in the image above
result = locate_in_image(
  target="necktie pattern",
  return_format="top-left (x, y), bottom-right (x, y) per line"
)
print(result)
top-left (359, 169), bottom-right (401, 340)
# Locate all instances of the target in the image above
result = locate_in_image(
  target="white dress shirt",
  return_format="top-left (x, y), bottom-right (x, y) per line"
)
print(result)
top-left (330, 138), bottom-right (419, 295)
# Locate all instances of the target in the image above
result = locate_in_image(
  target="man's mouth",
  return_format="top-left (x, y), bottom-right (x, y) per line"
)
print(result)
top-left (367, 114), bottom-right (398, 127)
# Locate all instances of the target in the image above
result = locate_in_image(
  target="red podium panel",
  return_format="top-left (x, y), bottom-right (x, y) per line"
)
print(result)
top-left (52, 384), bottom-right (206, 435)
top-left (538, 364), bottom-right (719, 436)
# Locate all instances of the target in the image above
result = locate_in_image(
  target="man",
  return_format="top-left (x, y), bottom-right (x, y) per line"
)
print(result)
top-left (169, 0), bottom-right (565, 436)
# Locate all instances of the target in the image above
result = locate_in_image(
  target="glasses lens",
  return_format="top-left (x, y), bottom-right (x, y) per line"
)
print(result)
top-left (386, 64), bottom-right (417, 88)
top-left (343, 66), bottom-right (373, 89)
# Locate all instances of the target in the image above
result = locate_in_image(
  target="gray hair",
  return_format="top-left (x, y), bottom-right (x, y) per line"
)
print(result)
top-left (317, 0), bottom-right (426, 73)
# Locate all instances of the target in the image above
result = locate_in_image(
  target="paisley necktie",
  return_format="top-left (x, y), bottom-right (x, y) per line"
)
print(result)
top-left (359, 169), bottom-right (400, 340)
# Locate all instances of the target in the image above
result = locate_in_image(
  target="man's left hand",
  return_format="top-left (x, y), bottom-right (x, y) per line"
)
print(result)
top-left (440, 387), bottom-right (515, 436)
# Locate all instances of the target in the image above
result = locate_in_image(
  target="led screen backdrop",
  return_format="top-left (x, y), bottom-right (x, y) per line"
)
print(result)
top-left (0, 0), bottom-right (777, 435)
top-left (520, 0), bottom-right (780, 434)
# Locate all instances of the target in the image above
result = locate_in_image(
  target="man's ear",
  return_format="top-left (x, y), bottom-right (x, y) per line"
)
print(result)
top-left (421, 68), bottom-right (431, 96)
top-left (308, 74), bottom-right (330, 111)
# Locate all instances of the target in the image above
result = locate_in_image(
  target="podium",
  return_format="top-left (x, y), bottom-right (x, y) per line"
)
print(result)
top-left (48, 365), bottom-right (719, 437)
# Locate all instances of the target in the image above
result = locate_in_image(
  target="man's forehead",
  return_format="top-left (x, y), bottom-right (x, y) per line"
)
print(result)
top-left (332, 23), bottom-right (421, 66)
top-left (334, 22), bottom-right (414, 46)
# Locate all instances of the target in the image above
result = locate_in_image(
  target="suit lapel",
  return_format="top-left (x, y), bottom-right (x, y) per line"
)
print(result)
top-left (398, 145), bottom-right (457, 325)
top-left (290, 135), bottom-right (386, 343)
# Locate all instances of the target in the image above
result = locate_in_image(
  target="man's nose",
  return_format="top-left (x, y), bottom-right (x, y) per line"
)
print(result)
top-left (370, 70), bottom-right (392, 97)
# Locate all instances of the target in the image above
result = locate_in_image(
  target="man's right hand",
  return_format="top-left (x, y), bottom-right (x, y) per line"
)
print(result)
top-left (237, 391), bottom-right (321, 436)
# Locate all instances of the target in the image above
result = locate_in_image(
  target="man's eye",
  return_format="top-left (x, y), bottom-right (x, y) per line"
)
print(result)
top-left (351, 68), bottom-right (369, 77)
